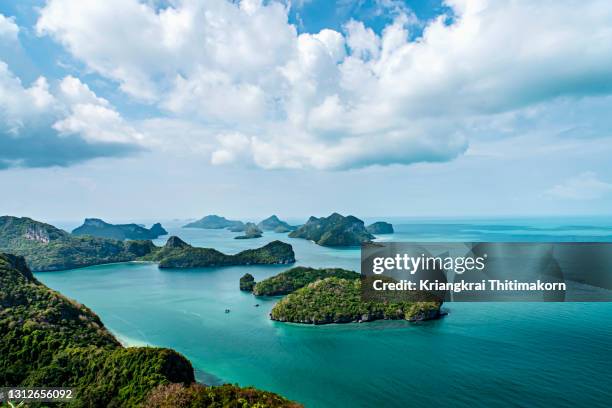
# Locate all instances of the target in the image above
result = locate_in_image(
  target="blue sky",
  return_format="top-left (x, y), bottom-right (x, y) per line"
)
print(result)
top-left (1, 0), bottom-right (612, 222)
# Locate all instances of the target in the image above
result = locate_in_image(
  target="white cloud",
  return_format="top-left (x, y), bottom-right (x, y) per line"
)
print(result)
top-left (53, 76), bottom-right (143, 144)
top-left (546, 172), bottom-right (612, 200)
top-left (344, 20), bottom-right (380, 60)
top-left (0, 14), bottom-right (19, 42)
top-left (36, 0), bottom-right (296, 103)
top-left (0, 61), bottom-right (140, 145)
top-left (163, 70), bottom-right (267, 123)
top-left (53, 103), bottom-right (143, 144)
top-left (0, 62), bottom-right (57, 136)
top-left (210, 132), bottom-right (253, 165)
top-left (58, 75), bottom-right (110, 106)
top-left (35, 0), bottom-right (612, 170)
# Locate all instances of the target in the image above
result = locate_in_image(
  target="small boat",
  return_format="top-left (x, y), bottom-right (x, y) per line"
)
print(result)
top-left (225, 309), bottom-right (231, 313)
top-left (254, 304), bottom-right (260, 307)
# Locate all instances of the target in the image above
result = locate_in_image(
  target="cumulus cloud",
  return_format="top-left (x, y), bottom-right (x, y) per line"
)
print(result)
top-left (53, 76), bottom-right (144, 144)
top-left (0, 14), bottom-right (18, 42)
top-left (34, 0), bottom-right (612, 170)
top-left (0, 62), bottom-right (142, 169)
top-left (545, 172), bottom-right (612, 200)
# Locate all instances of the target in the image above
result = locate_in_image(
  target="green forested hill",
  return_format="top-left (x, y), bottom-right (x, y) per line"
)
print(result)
top-left (143, 237), bottom-right (295, 268)
top-left (0, 216), bottom-right (153, 271)
top-left (0, 252), bottom-right (301, 407)
top-left (0, 252), bottom-right (192, 407)
top-left (270, 277), bottom-right (442, 325)
top-left (253, 266), bottom-right (360, 296)
top-left (288, 213), bottom-right (374, 246)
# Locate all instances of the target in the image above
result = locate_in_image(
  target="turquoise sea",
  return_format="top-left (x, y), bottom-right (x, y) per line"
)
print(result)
top-left (37, 218), bottom-right (612, 407)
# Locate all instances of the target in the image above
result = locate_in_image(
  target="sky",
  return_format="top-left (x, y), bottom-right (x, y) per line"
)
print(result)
top-left (1, 0), bottom-right (612, 223)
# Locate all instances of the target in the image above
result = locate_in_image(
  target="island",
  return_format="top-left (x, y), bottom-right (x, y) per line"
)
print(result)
top-left (0, 216), bottom-right (156, 271)
top-left (252, 266), bottom-right (359, 296)
top-left (142, 237), bottom-right (295, 268)
top-left (235, 222), bottom-right (263, 239)
top-left (270, 277), bottom-right (442, 325)
top-left (0, 252), bottom-right (300, 407)
top-left (183, 214), bottom-right (244, 230)
top-left (258, 215), bottom-right (296, 233)
top-left (240, 273), bottom-right (256, 291)
top-left (149, 222), bottom-right (169, 236)
top-left (72, 217), bottom-right (168, 240)
top-left (0, 216), bottom-right (295, 271)
top-left (288, 213), bottom-right (374, 246)
top-left (366, 221), bottom-right (394, 234)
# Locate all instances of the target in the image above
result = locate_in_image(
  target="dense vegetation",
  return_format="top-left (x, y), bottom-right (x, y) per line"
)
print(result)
top-left (253, 266), bottom-right (359, 296)
top-left (145, 383), bottom-right (301, 408)
top-left (0, 216), bottom-right (154, 271)
top-left (258, 215), bottom-right (295, 233)
top-left (0, 217), bottom-right (295, 271)
top-left (143, 237), bottom-right (295, 268)
top-left (0, 253), bottom-right (300, 407)
top-left (270, 277), bottom-right (441, 324)
top-left (72, 218), bottom-right (168, 240)
top-left (0, 252), bottom-right (193, 407)
top-left (240, 273), bottom-right (256, 291)
top-left (234, 223), bottom-right (263, 239)
top-left (366, 221), bottom-right (394, 234)
top-left (183, 215), bottom-right (244, 230)
top-left (288, 213), bottom-right (374, 246)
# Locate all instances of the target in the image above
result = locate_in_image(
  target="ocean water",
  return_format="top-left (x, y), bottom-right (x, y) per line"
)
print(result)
top-left (36, 218), bottom-right (612, 407)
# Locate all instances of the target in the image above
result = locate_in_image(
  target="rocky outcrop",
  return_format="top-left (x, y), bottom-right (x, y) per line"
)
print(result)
top-left (366, 221), bottom-right (394, 234)
top-left (288, 213), bottom-right (374, 246)
top-left (72, 218), bottom-right (168, 240)
top-left (240, 273), bottom-right (256, 291)
top-left (258, 215), bottom-right (295, 232)
top-left (183, 215), bottom-right (243, 230)
top-left (24, 226), bottom-right (51, 243)
top-left (149, 223), bottom-right (168, 237)
top-left (164, 235), bottom-right (190, 249)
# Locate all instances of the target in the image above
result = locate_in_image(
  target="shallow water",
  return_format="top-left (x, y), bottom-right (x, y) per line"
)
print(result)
top-left (37, 219), bottom-right (612, 407)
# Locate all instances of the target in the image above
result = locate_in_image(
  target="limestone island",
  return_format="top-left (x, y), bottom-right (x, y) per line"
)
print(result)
top-left (72, 217), bottom-right (168, 240)
top-left (141, 236), bottom-right (295, 268)
top-left (234, 223), bottom-right (263, 239)
top-left (270, 277), bottom-right (442, 325)
top-left (251, 266), bottom-right (360, 296)
top-left (258, 215), bottom-right (296, 233)
top-left (366, 221), bottom-right (394, 234)
top-left (183, 214), bottom-right (244, 230)
top-left (0, 216), bottom-right (156, 271)
top-left (0, 216), bottom-right (295, 271)
top-left (240, 273), bottom-right (256, 291)
top-left (0, 252), bottom-right (300, 407)
top-left (288, 213), bottom-right (374, 246)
